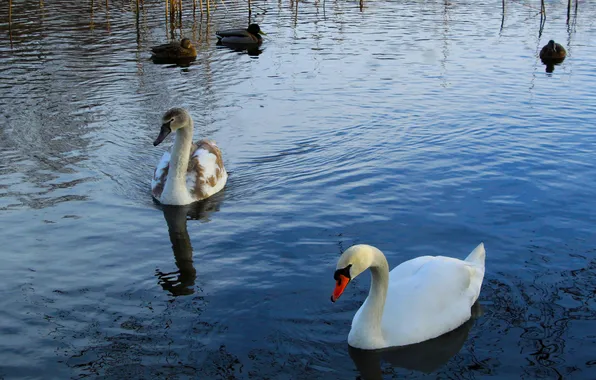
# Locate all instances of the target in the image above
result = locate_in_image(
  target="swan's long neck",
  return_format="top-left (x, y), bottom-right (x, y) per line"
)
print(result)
top-left (162, 121), bottom-right (193, 204)
top-left (349, 247), bottom-right (390, 349)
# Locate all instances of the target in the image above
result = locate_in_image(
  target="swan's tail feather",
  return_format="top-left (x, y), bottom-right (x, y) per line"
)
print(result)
top-left (465, 242), bottom-right (485, 267)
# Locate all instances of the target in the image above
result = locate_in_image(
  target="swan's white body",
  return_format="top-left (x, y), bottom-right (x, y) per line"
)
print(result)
top-left (334, 243), bottom-right (485, 350)
top-left (151, 109), bottom-right (227, 205)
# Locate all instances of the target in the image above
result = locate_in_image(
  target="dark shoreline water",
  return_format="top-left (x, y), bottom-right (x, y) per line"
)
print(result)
top-left (1, 0), bottom-right (596, 379)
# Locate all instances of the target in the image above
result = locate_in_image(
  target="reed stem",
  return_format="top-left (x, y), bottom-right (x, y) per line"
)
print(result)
top-left (179, 0), bottom-right (182, 29)
top-left (90, 0), bottom-right (95, 29)
top-left (165, 0), bottom-right (169, 39)
top-left (105, 0), bottom-right (110, 32)
top-left (500, 0), bottom-right (505, 32)
top-left (8, 0), bottom-right (12, 47)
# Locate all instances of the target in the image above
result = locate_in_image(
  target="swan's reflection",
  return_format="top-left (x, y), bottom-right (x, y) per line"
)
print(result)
top-left (155, 191), bottom-right (225, 296)
top-left (349, 302), bottom-right (483, 379)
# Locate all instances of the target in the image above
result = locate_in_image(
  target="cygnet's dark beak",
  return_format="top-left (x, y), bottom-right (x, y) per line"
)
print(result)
top-left (153, 122), bottom-right (172, 146)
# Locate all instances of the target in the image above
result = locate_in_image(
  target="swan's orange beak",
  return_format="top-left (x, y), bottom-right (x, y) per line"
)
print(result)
top-left (331, 274), bottom-right (350, 302)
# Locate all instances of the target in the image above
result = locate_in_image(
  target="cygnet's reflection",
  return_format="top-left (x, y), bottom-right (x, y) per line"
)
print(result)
top-left (349, 302), bottom-right (483, 380)
top-left (155, 191), bottom-right (225, 296)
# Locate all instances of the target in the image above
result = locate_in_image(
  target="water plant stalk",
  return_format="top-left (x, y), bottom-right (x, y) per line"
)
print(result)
top-left (8, 0), bottom-right (12, 47)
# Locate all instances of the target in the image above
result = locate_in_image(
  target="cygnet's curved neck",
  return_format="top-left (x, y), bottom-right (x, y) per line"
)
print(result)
top-left (162, 120), bottom-right (193, 202)
top-left (349, 247), bottom-right (390, 348)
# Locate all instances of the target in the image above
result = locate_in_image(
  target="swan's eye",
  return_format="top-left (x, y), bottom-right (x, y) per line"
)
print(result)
top-left (333, 264), bottom-right (352, 282)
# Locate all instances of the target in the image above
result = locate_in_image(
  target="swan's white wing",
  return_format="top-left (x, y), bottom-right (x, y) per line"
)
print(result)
top-left (152, 140), bottom-right (227, 203)
top-left (152, 150), bottom-right (171, 201)
top-left (379, 256), bottom-right (481, 346)
top-left (386, 255), bottom-right (435, 278)
top-left (351, 255), bottom-right (435, 326)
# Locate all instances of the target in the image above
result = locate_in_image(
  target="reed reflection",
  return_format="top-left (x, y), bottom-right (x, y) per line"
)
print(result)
top-left (349, 302), bottom-right (483, 380)
top-left (155, 191), bottom-right (225, 296)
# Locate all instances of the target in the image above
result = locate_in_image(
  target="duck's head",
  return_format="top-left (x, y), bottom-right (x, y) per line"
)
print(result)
top-left (331, 245), bottom-right (376, 302)
top-left (153, 108), bottom-right (191, 146)
top-left (547, 40), bottom-right (556, 51)
top-left (247, 23), bottom-right (267, 37)
top-left (180, 38), bottom-right (193, 49)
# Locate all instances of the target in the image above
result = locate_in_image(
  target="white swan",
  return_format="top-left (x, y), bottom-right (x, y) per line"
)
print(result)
top-left (151, 108), bottom-right (228, 205)
top-left (331, 243), bottom-right (485, 350)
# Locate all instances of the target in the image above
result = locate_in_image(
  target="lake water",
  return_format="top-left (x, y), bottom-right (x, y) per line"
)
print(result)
top-left (1, 0), bottom-right (595, 379)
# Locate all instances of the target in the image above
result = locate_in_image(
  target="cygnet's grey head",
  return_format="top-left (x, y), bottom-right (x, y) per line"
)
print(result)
top-left (153, 108), bottom-right (191, 146)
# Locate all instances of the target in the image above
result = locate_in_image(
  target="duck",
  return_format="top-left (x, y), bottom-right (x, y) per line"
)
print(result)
top-left (331, 243), bottom-right (486, 350)
top-left (151, 38), bottom-right (197, 60)
top-left (216, 23), bottom-right (266, 45)
top-left (151, 108), bottom-right (228, 206)
top-left (539, 40), bottom-right (566, 62)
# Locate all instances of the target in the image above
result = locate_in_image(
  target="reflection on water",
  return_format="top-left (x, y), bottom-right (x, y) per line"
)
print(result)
top-left (150, 55), bottom-right (197, 67)
top-left (542, 57), bottom-right (566, 74)
top-left (216, 42), bottom-right (264, 57)
top-left (156, 192), bottom-right (225, 296)
top-left (349, 302), bottom-right (483, 379)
